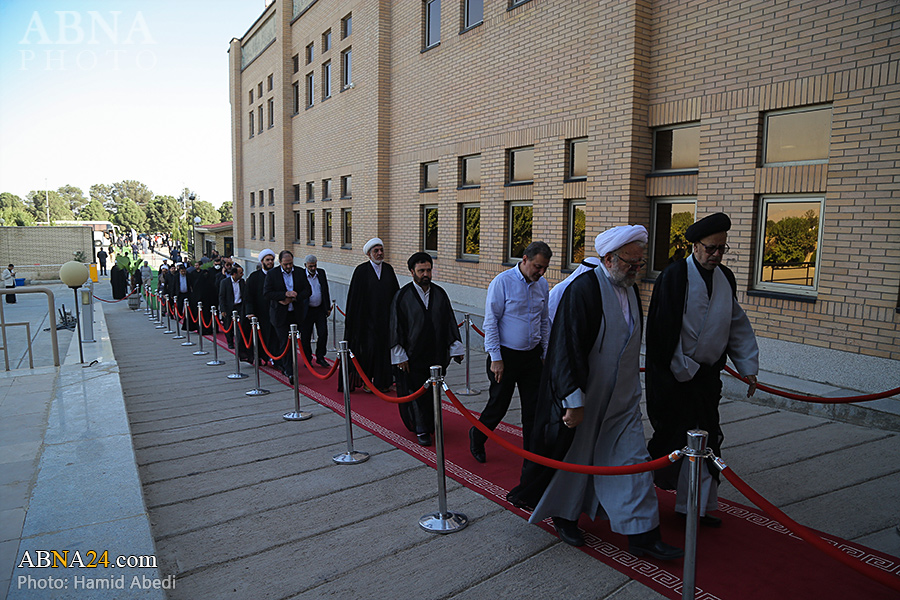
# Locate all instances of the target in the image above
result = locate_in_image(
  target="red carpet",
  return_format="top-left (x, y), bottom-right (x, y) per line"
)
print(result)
top-left (210, 332), bottom-right (900, 599)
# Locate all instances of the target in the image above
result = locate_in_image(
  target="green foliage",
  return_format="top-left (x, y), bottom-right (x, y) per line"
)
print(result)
top-left (668, 210), bottom-right (694, 260)
top-left (0, 192), bottom-right (25, 211)
top-left (26, 189), bottom-right (73, 222)
top-left (192, 199), bottom-right (220, 224)
top-left (509, 205), bottom-right (532, 259)
top-left (78, 198), bottom-right (110, 222)
top-left (115, 251), bottom-right (140, 275)
top-left (218, 201), bottom-right (233, 222)
top-left (464, 207), bottom-right (480, 255)
top-left (111, 180), bottom-right (154, 208)
top-left (571, 208), bottom-right (585, 263)
top-left (73, 250), bottom-right (88, 262)
top-left (0, 206), bottom-right (35, 226)
top-left (113, 198), bottom-right (149, 232)
top-left (763, 209), bottom-right (819, 265)
top-left (58, 184), bottom-right (87, 216)
top-left (146, 195), bottom-right (183, 234)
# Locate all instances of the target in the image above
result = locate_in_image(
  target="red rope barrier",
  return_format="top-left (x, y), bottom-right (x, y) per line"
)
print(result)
top-left (186, 304), bottom-right (197, 324)
top-left (298, 350), bottom-right (341, 380)
top-left (198, 309), bottom-right (210, 330)
top-left (457, 320), bottom-right (464, 328)
top-left (444, 386), bottom-right (681, 475)
top-left (92, 290), bottom-right (140, 303)
top-left (723, 365), bottom-right (900, 403)
top-left (720, 465), bottom-right (900, 593)
top-left (472, 323), bottom-right (485, 337)
top-left (235, 321), bottom-right (253, 350)
top-left (348, 355), bottom-right (427, 403)
top-left (215, 313), bottom-right (233, 333)
top-left (256, 326), bottom-right (290, 361)
top-left (335, 303), bottom-right (346, 317)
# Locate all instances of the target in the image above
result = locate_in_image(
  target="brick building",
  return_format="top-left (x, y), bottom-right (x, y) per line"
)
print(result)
top-left (229, 0), bottom-right (900, 360)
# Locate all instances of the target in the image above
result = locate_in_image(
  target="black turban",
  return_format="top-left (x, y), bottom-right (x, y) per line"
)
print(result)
top-left (407, 251), bottom-right (433, 272)
top-left (685, 212), bottom-right (731, 242)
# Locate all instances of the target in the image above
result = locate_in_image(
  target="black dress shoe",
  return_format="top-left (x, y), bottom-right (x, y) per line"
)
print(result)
top-left (468, 427), bottom-right (486, 463)
top-left (316, 357), bottom-right (329, 367)
top-left (676, 512), bottom-right (723, 528)
top-left (628, 539), bottom-right (684, 561)
top-left (417, 433), bottom-right (432, 446)
top-left (551, 517), bottom-right (585, 547)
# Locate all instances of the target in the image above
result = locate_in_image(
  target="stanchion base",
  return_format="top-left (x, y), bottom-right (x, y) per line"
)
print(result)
top-left (456, 388), bottom-right (481, 396)
top-left (163, 330), bottom-right (175, 334)
top-left (172, 334), bottom-right (185, 340)
top-left (193, 350), bottom-right (209, 356)
top-left (332, 451), bottom-right (369, 464)
top-left (155, 324), bottom-right (165, 329)
top-left (181, 341), bottom-right (196, 347)
top-left (206, 359), bottom-right (226, 366)
top-left (246, 388), bottom-right (270, 396)
top-left (227, 373), bottom-right (249, 379)
top-left (419, 512), bottom-right (469, 533)
top-left (283, 411), bottom-right (312, 421)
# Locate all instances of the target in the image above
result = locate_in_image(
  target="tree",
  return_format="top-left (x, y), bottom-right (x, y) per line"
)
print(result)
top-left (58, 184), bottom-right (87, 216)
top-left (192, 199), bottom-right (220, 225)
top-left (111, 180), bottom-right (153, 209)
top-left (146, 195), bottom-right (182, 234)
top-left (112, 198), bottom-right (148, 232)
top-left (78, 198), bottom-right (111, 222)
top-left (26, 189), bottom-right (73, 222)
top-left (218, 201), bottom-right (232, 222)
top-left (0, 206), bottom-right (35, 226)
top-left (90, 183), bottom-right (115, 214)
top-left (763, 210), bottom-right (819, 265)
top-left (0, 192), bottom-right (25, 211)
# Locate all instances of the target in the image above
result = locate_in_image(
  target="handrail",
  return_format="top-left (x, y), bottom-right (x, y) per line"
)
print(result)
top-left (0, 287), bottom-right (60, 369)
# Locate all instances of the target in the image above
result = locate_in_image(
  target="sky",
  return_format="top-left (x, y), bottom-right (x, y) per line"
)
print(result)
top-left (0, 0), bottom-right (270, 208)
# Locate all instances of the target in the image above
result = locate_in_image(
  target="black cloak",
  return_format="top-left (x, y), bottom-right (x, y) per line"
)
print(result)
top-left (110, 265), bottom-right (128, 299)
top-left (342, 261), bottom-right (399, 391)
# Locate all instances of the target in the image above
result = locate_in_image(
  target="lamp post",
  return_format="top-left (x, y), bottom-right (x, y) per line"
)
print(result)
top-left (193, 215), bottom-right (201, 260)
top-left (59, 260), bottom-right (90, 363)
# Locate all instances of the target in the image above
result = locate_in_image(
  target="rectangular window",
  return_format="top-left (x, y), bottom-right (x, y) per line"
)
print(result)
top-left (322, 179), bottom-right (332, 200)
top-left (307, 210), bottom-right (316, 243)
top-left (425, 0), bottom-right (441, 48)
top-left (267, 74), bottom-right (273, 91)
top-left (294, 211), bottom-right (301, 241)
top-left (250, 191), bottom-right (255, 207)
top-left (269, 212), bottom-right (276, 240)
top-left (341, 48), bottom-right (352, 88)
top-left (257, 82), bottom-right (263, 97)
top-left (249, 89), bottom-right (254, 104)
top-left (423, 205), bottom-right (438, 253)
top-left (292, 82), bottom-right (300, 114)
top-left (460, 154), bottom-right (481, 187)
top-left (249, 111), bottom-right (255, 137)
top-left (650, 198), bottom-right (696, 273)
top-left (568, 138), bottom-right (587, 180)
top-left (250, 213), bottom-right (256, 238)
top-left (259, 211), bottom-right (265, 239)
top-left (292, 54), bottom-right (299, 73)
top-left (764, 106), bottom-right (831, 166)
top-left (306, 72), bottom-right (315, 107)
top-left (755, 196), bottom-right (824, 295)
top-left (306, 42), bottom-right (314, 64)
top-left (341, 208), bottom-right (352, 247)
top-left (322, 61), bottom-right (332, 99)
top-left (323, 29), bottom-right (332, 51)
top-left (464, 0), bottom-right (483, 29)
top-left (342, 13), bottom-right (352, 39)
top-left (508, 202), bottom-right (533, 260)
top-left (461, 204), bottom-right (480, 258)
top-left (257, 106), bottom-right (263, 133)
top-left (267, 98), bottom-right (274, 128)
top-left (324, 209), bottom-right (333, 245)
top-left (567, 201), bottom-right (586, 268)
top-left (341, 175), bottom-right (352, 198)
top-left (421, 161), bottom-right (438, 191)
top-left (293, 184), bottom-right (300, 204)
top-left (653, 124), bottom-right (700, 172)
top-left (306, 182), bottom-right (315, 202)
top-left (268, 188), bottom-right (275, 205)
top-left (509, 146), bottom-right (534, 183)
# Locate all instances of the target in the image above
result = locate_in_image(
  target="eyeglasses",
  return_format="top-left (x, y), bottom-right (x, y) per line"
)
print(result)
top-left (699, 243), bottom-right (730, 255)
top-left (613, 254), bottom-right (647, 269)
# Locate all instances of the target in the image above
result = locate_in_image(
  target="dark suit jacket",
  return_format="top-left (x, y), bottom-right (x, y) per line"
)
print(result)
top-left (263, 267), bottom-right (312, 329)
top-left (305, 268), bottom-right (331, 311)
top-left (219, 276), bottom-right (247, 318)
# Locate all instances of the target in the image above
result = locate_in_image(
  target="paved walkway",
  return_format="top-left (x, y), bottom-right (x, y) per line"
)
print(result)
top-left (1, 283), bottom-right (898, 599)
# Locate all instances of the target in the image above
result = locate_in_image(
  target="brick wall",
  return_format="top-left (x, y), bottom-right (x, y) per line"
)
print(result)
top-left (0, 226), bottom-right (93, 281)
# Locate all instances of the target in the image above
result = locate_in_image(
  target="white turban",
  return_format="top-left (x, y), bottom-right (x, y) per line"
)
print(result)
top-left (258, 248), bottom-right (275, 264)
top-left (363, 238), bottom-right (384, 256)
top-left (594, 225), bottom-right (648, 257)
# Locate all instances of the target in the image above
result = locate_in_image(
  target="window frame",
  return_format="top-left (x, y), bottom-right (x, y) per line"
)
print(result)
top-left (463, 0), bottom-right (484, 31)
top-left (258, 211), bottom-right (265, 239)
top-left (422, 205), bottom-right (439, 255)
top-left (762, 105), bottom-right (832, 167)
top-left (341, 175), bottom-right (352, 198)
top-left (305, 42), bottom-right (314, 65)
top-left (424, 0), bottom-right (441, 50)
top-left (507, 201), bottom-right (533, 261)
top-left (322, 178), bottom-right (332, 201)
top-left (292, 81), bottom-right (300, 114)
top-left (460, 203), bottom-right (480, 259)
top-left (754, 195), bottom-right (825, 296)
top-left (341, 208), bottom-right (352, 248)
top-left (323, 208), bottom-right (333, 246)
top-left (294, 210), bottom-right (301, 242)
top-left (322, 60), bottom-right (332, 100)
top-left (305, 71), bottom-right (315, 108)
top-left (322, 29), bottom-right (332, 52)
top-left (566, 200), bottom-right (586, 270)
top-left (267, 74), bottom-right (274, 91)
top-left (508, 146), bottom-right (534, 185)
top-left (651, 122), bottom-right (700, 173)
top-left (257, 106), bottom-right (263, 134)
top-left (341, 13), bottom-right (352, 39)
top-left (267, 98), bottom-right (274, 128)
top-left (250, 191), bottom-right (255, 207)
top-left (249, 111), bottom-right (255, 138)
top-left (567, 137), bottom-right (588, 181)
top-left (649, 197), bottom-right (696, 275)
top-left (306, 209), bottom-right (316, 244)
top-left (421, 161), bottom-right (439, 192)
top-left (341, 48), bottom-right (352, 89)
top-left (269, 212), bottom-right (276, 241)
top-left (306, 181), bottom-right (315, 202)
top-left (250, 213), bottom-right (256, 239)
top-left (459, 154), bottom-right (481, 188)
top-left (293, 184), bottom-right (301, 204)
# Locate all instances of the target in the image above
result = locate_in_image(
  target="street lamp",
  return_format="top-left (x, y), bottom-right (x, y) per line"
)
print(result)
top-left (193, 216), bottom-right (201, 260)
top-left (59, 260), bottom-right (89, 363)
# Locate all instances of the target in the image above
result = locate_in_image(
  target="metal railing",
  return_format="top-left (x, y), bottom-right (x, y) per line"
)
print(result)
top-left (0, 287), bottom-right (60, 370)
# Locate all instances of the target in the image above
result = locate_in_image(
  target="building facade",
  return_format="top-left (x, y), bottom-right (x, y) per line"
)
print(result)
top-left (230, 0), bottom-right (900, 360)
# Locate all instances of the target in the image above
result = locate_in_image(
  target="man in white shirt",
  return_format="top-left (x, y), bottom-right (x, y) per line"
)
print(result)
top-left (300, 255), bottom-right (332, 367)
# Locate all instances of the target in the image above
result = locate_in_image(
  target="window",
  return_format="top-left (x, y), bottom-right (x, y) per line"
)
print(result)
top-left (249, 111), bottom-right (255, 137)
top-left (293, 184), bottom-right (301, 204)
top-left (307, 210), bottom-right (316, 243)
top-left (292, 82), bottom-right (300, 114)
top-left (323, 29), bottom-right (332, 51)
top-left (508, 146), bottom-right (534, 183)
top-left (269, 212), bottom-right (276, 240)
top-left (257, 82), bottom-right (263, 97)
top-left (341, 208), bottom-right (352, 247)
top-left (650, 198), bottom-right (696, 273)
top-left (306, 182), bottom-right (315, 202)
top-left (257, 106), bottom-right (263, 133)
top-left (460, 154), bottom-right (481, 187)
top-left (306, 42), bottom-right (314, 64)
top-left (259, 211), bottom-right (265, 239)
top-left (568, 138), bottom-right (587, 180)
top-left (341, 48), bottom-right (352, 88)
top-left (425, 0), bottom-right (441, 48)
top-left (306, 72), bottom-right (315, 107)
top-left (292, 54), bottom-right (299, 73)
top-left (509, 0), bottom-right (532, 8)
top-left (250, 213), bottom-right (256, 238)
top-left (508, 202), bottom-right (533, 260)
top-left (322, 179), bottom-right (332, 200)
top-left (342, 13), bottom-right (352, 39)
top-left (461, 204), bottom-right (480, 258)
top-left (421, 161), bottom-right (438, 191)
top-left (755, 196), bottom-right (824, 295)
top-left (763, 106), bottom-right (831, 166)
top-left (653, 124), bottom-right (699, 172)
top-left (249, 89), bottom-right (254, 103)
top-left (423, 205), bottom-right (438, 254)
top-left (464, 0), bottom-right (483, 29)
top-left (250, 191), bottom-right (255, 207)
top-left (567, 201), bottom-right (586, 269)
top-left (322, 61), bottom-right (332, 99)
top-left (267, 74), bottom-right (273, 91)
top-left (267, 98), bottom-right (274, 128)
top-left (268, 188), bottom-right (275, 205)
top-left (294, 211), bottom-right (301, 241)
top-left (341, 175), bottom-right (352, 198)
top-left (324, 209), bottom-right (333, 245)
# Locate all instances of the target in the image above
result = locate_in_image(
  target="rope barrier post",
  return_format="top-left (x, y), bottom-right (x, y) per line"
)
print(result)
top-left (457, 314), bottom-right (480, 396)
top-left (163, 295), bottom-right (175, 334)
top-left (145, 288), bottom-right (152, 316)
top-left (181, 299), bottom-right (195, 346)
top-left (154, 292), bottom-right (165, 328)
top-left (333, 341), bottom-right (369, 464)
top-left (227, 311), bottom-right (249, 380)
top-left (246, 316), bottom-right (270, 396)
top-left (207, 307), bottom-right (225, 366)
top-left (420, 366), bottom-right (468, 534)
top-left (193, 302), bottom-right (209, 356)
top-left (172, 297), bottom-right (186, 339)
top-left (330, 301), bottom-right (338, 352)
top-left (283, 324), bottom-right (312, 421)
top-left (682, 429), bottom-right (708, 600)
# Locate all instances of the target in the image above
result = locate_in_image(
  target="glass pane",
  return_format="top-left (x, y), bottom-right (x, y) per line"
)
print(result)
top-left (424, 162), bottom-right (438, 189)
top-left (760, 201), bottom-right (820, 287)
top-left (325, 211), bottom-right (332, 243)
top-left (463, 206), bottom-right (480, 255)
top-left (511, 147), bottom-right (533, 182)
top-left (323, 179), bottom-right (331, 199)
top-left (569, 204), bottom-right (585, 265)
top-left (765, 108), bottom-right (831, 164)
top-left (343, 210), bottom-right (352, 245)
top-left (463, 155), bottom-right (481, 186)
top-left (466, 0), bottom-right (483, 27)
top-left (343, 175), bottom-right (352, 197)
top-left (427, 0), bottom-right (441, 46)
top-left (651, 202), bottom-right (695, 272)
top-left (424, 207), bottom-right (438, 252)
top-left (655, 126), bottom-right (699, 170)
top-left (509, 204), bottom-right (533, 259)
top-left (307, 212), bottom-right (315, 241)
top-left (570, 139), bottom-right (587, 178)
top-left (323, 31), bottom-right (331, 51)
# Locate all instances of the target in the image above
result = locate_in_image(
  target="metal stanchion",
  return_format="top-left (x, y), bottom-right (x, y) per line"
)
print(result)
top-left (457, 314), bottom-right (480, 395)
top-left (330, 301), bottom-right (338, 352)
top-left (333, 341), bottom-right (369, 464)
top-left (145, 289), bottom-right (152, 315)
top-left (163, 295), bottom-right (175, 334)
top-left (420, 367), bottom-right (468, 533)
top-left (193, 302), bottom-right (209, 356)
top-left (154, 292), bottom-right (165, 328)
top-left (227, 311), bottom-right (249, 379)
top-left (681, 429), bottom-right (708, 600)
top-left (181, 299), bottom-right (195, 346)
top-left (207, 307), bottom-right (225, 366)
top-left (246, 316), bottom-right (269, 396)
top-left (172, 297), bottom-right (186, 339)
top-left (283, 324), bottom-right (312, 421)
